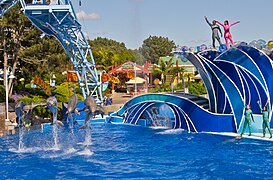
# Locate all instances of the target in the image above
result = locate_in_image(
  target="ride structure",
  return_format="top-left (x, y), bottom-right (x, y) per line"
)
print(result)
top-left (108, 44), bottom-right (273, 133)
top-left (0, 0), bottom-right (103, 104)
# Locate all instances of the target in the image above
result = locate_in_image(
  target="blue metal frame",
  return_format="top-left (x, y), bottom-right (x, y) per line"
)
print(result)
top-left (0, 0), bottom-right (18, 16)
top-left (0, 0), bottom-right (103, 104)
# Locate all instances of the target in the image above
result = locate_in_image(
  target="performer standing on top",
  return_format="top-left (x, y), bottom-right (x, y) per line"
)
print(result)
top-left (204, 16), bottom-right (223, 49)
top-left (216, 20), bottom-right (240, 48)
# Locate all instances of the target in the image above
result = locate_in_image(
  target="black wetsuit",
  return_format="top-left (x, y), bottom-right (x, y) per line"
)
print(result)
top-left (205, 17), bottom-right (222, 48)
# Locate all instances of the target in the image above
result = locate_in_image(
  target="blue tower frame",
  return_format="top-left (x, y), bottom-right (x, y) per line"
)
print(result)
top-left (0, 0), bottom-right (103, 104)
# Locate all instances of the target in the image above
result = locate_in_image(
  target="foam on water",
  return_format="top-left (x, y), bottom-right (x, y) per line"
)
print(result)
top-left (77, 148), bottom-right (94, 156)
top-left (149, 126), bottom-right (168, 130)
top-left (9, 147), bottom-right (44, 154)
top-left (42, 148), bottom-right (78, 159)
top-left (157, 129), bottom-right (184, 134)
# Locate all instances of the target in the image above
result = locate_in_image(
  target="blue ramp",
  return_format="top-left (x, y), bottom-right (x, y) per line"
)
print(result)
top-left (109, 94), bottom-right (235, 133)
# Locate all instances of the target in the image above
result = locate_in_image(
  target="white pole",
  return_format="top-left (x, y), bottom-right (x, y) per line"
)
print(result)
top-left (134, 63), bottom-right (137, 93)
top-left (99, 71), bottom-right (102, 94)
top-left (5, 67), bottom-right (9, 121)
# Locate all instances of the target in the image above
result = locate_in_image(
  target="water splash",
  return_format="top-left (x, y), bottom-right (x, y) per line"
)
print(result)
top-left (146, 105), bottom-right (174, 128)
top-left (18, 126), bottom-right (25, 151)
top-left (67, 114), bottom-right (75, 134)
top-left (77, 148), bottom-right (94, 156)
top-left (52, 124), bottom-right (59, 149)
top-left (83, 122), bottom-right (92, 146)
top-left (50, 105), bottom-right (60, 149)
top-left (78, 122), bottom-right (93, 156)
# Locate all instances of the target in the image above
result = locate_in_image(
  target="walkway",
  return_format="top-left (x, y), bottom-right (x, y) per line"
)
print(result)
top-left (103, 93), bottom-right (133, 115)
top-left (207, 132), bottom-right (273, 142)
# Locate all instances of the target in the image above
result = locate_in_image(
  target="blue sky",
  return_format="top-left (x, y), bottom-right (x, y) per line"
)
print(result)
top-left (72, 0), bottom-right (273, 49)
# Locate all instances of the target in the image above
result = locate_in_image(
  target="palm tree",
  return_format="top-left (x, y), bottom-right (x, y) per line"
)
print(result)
top-left (170, 66), bottom-right (185, 85)
top-left (152, 58), bottom-right (174, 84)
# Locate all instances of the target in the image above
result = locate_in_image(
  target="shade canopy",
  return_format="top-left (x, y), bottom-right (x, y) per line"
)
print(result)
top-left (125, 77), bottom-right (146, 84)
top-left (108, 61), bottom-right (150, 74)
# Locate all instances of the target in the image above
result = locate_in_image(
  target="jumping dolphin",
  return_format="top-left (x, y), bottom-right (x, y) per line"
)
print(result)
top-left (15, 101), bottom-right (25, 127)
top-left (79, 96), bottom-right (103, 129)
top-left (64, 93), bottom-right (79, 115)
top-left (47, 94), bottom-right (64, 126)
top-left (63, 93), bottom-right (79, 127)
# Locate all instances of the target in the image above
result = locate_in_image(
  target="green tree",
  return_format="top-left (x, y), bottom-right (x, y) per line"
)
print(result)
top-left (188, 81), bottom-right (207, 95)
top-left (89, 37), bottom-right (127, 54)
top-left (18, 36), bottom-right (70, 88)
top-left (0, 4), bottom-right (38, 96)
top-left (140, 36), bottom-right (176, 64)
top-left (170, 66), bottom-right (185, 84)
top-left (89, 37), bottom-right (144, 69)
top-left (152, 57), bottom-right (174, 84)
top-left (131, 49), bottom-right (145, 65)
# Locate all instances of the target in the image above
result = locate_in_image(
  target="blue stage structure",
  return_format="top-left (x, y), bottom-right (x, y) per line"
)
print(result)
top-left (0, 0), bottom-right (103, 104)
top-left (108, 44), bottom-right (273, 133)
top-left (108, 94), bottom-right (235, 133)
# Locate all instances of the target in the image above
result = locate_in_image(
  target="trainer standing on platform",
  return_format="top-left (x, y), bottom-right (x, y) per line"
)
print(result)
top-left (241, 104), bottom-right (255, 136)
top-left (257, 100), bottom-right (272, 138)
top-left (204, 16), bottom-right (223, 49)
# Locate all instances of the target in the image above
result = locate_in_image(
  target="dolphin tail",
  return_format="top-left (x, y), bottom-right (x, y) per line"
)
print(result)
top-left (79, 121), bottom-right (91, 130)
top-left (79, 125), bottom-right (91, 130)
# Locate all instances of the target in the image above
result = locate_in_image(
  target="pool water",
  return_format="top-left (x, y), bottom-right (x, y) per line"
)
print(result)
top-left (1, 123), bottom-right (273, 179)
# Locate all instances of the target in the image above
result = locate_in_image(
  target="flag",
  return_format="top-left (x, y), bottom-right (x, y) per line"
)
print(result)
top-left (33, 74), bottom-right (52, 96)
top-left (67, 71), bottom-right (78, 82)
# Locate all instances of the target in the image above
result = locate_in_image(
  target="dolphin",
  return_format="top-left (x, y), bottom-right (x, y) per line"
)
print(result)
top-left (46, 95), bottom-right (64, 126)
top-left (15, 101), bottom-right (25, 127)
top-left (64, 93), bottom-right (79, 115)
top-left (79, 96), bottom-right (103, 129)
top-left (63, 93), bottom-right (79, 127)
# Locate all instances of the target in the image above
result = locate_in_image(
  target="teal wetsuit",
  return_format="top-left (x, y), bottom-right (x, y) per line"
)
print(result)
top-left (258, 102), bottom-right (272, 138)
top-left (241, 108), bottom-right (254, 136)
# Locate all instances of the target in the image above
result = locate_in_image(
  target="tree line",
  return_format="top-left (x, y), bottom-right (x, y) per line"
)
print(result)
top-left (0, 5), bottom-right (176, 97)
top-left (0, 5), bottom-right (207, 106)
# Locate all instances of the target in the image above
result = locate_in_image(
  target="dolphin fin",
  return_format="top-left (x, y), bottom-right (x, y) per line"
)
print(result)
top-left (63, 103), bottom-right (68, 108)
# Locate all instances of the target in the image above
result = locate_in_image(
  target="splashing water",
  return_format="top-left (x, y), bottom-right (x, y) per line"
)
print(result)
top-left (84, 122), bottom-right (92, 146)
top-left (18, 116), bottom-right (27, 151)
top-left (51, 106), bottom-right (60, 149)
top-left (79, 122), bottom-right (93, 155)
top-left (52, 124), bottom-right (59, 149)
top-left (67, 114), bottom-right (74, 134)
top-left (18, 126), bottom-right (25, 151)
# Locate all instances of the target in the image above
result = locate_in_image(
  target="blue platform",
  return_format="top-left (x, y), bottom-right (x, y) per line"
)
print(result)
top-left (107, 45), bottom-right (273, 133)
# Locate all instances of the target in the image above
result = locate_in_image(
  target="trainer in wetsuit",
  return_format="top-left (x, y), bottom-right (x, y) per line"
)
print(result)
top-left (241, 104), bottom-right (255, 137)
top-left (204, 16), bottom-right (223, 48)
top-left (258, 100), bottom-right (272, 138)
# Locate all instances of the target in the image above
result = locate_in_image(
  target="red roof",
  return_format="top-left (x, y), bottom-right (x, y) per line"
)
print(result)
top-left (108, 61), bottom-right (150, 74)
